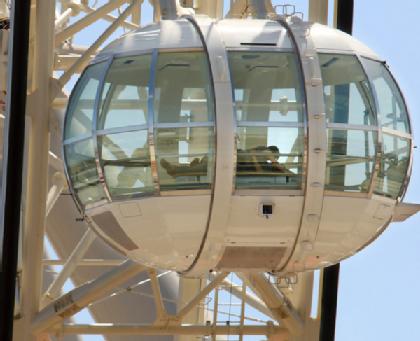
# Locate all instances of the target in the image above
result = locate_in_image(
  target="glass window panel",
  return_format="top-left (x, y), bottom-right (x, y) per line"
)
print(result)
top-left (361, 58), bottom-right (410, 133)
top-left (374, 134), bottom-right (410, 199)
top-left (98, 55), bottom-right (151, 130)
top-left (65, 63), bottom-right (107, 140)
top-left (319, 54), bottom-right (376, 125)
top-left (154, 52), bottom-right (214, 123)
top-left (65, 139), bottom-right (106, 205)
top-left (236, 127), bottom-right (304, 189)
top-left (99, 130), bottom-right (153, 198)
top-left (155, 127), bottom-right (215, 190)
top-left (326, 130), bottom-right (377, 192)
top-left (228, 52), bottom-right (304, 123)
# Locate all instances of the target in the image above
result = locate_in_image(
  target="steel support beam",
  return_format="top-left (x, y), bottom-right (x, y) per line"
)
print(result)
top-left (61, 324), bottom-right (289, 337)
top-left (334, 0), bottom-right (354, 32)
top-left (308, 0), bottom-right (328, 24)
top-left (226, 0), bottom-right (275, 19)
top-left (32, 260), bottom-right (145, 334)
top-left (58, 0), bottom-right (141, 88)
top-left (13, 1), bottom-right (56, 341)
top-left (54, 0), bottom-right (128, 45)
top-left (41, 229), bottom-right (96, 307)
top-left (176, 272), bottom-right (229, 321)
top-left (81, 4), bottom-right (140, 31)
top-left (245, 274), bottom-right (304, 335)
top-left (0, 0), bottom-right (31, 340)
top-left (45, 172), bottom-right (66, 216)
top-left (219, 276), bottom-right (273, 318)
top-left (148, 269), bottom-right (168, 321)
top-left (319, 265), bottom-right (340, 341)
top-left (43, 259), bottom-right (124, 267)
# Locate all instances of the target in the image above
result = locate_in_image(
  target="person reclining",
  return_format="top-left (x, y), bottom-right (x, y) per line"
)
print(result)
top-left (237, 145), bottom-right (291, 174)
top-left (160, 156), bottom-right (208, 177)
top-left (159, 145), bottom-right (292, 178)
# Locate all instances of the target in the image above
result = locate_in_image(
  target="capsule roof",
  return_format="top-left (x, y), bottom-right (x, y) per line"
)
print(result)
top-left (95, 18), bottom-right (380, 63)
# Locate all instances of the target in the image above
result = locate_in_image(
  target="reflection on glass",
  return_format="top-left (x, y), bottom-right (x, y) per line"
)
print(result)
top-left (98, 55), bottom-right (151, 130)
top-left (65, 63), bottom-right (107, 140)
top-left (155, 127), bottom-right (215, 190)
top-left (99, 130), bottom-right (153, 198)
top-left (228, 52), bottom-right (304, 123)
top-left (375, 134), bottom-right (410, 199)
top-left (361, 58), bottom-right (410, 133)
top-left (236, 127), bottom-right (304, 189)
top-left (319, 54), bottom-right (376, 125)
top-left (154, 52), bottom-right (214, 123)
top-left (65, 139), bottom-right (106, 205)
top-left (326, 130), bottom-right (376, 192)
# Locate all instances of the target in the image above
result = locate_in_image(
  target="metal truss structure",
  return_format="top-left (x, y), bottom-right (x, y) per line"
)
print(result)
top-left (0, 1), bottom-right (350, 340)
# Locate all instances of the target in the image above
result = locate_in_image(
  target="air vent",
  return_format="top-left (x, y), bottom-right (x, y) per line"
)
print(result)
top-left (240, 42), bottom-right (277, 46)
top-left (92, 211), bottom-right (139, 251)
top-left (217, 246), bottom-right (286, 269)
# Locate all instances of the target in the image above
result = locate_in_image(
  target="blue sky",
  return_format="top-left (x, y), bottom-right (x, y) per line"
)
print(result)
top-left (60, 1), bottom-right (420, 340)
top-left (336, 1), bottom-right (420, 340)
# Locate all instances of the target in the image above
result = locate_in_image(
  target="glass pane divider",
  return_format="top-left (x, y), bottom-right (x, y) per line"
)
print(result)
top-left (148, 48), bottom-right (161, 194)
top-left (326, 123), bottom-right (378, 131)
top-left (154, 122), bottom-right (214, 128)
top-left (93, 57), bottom-right (114, 203)
top-left (237, 122), bottom-right (304, 128)
top-left (63, 134), bottom-right (93, 145)
top-left (96, 125), bottom-right (149, 136)
top-left (381, 127), bottom-right (412, 140)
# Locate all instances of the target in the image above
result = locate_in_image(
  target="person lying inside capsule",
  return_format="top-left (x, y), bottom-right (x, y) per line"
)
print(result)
top-left (159, 146), bottom-right (292, 179)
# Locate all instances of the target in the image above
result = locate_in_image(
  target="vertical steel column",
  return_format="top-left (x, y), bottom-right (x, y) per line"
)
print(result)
top-left (334, 0), bottom-right (354, 32)
top-left (319, 1), bottom-right (354, 341)
top-left (17, 1), bottom-right (56, 341)
top-left (319, 264), bottom-right (340, 341)
top-left (0, 1), bottom-right (31, 340)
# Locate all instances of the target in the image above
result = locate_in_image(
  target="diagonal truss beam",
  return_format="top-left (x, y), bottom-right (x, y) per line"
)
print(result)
top-left (41, 229), bottom-right (96, 308)
top-left (148, 269), bottom-right (168, 321)
top-left (58, 0), bottom-right (141, 88)
top-left (32, 260), bottom-right (145, 334)
top-left (54, 0), bottom-right (128, 45)
top-left (176, 272), bottom-right (229, 321)
top-left (244, 273), bottom-right (304, 335)
top-left (216, 275), bottom-right (274, 318)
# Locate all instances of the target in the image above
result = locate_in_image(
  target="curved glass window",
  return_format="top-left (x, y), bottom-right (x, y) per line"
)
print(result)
top-left (154, 51), bottom-right (215, 191)
top-left (326, 130), bottom-right (376, 192)
top-left (99, 131), bottom-right (153, 198)
top-left (319, 54), bottom-right (376, 125)
top-left (98, 55), bottom-right (150, 130)
top-left (154, 52), bottom-right (214, 123)
top-left (374, 134), bottom-right (410, 199)
top-left (65, 62), bottom-right (107, 140)
top-left (97, 54), bottom-right (152, 199)
top-left (229, 51), bottom-right (305, 189)
top-left (361, 58), bottom-right (410, 133)
top-left (319, 54), bottom-right (378, 194)
top-left (236, 127), bottom-right (304, 189)
top-left (361, 58), bottom-right (412, 199)
top-left (65, 139), bottom-right (106, 206)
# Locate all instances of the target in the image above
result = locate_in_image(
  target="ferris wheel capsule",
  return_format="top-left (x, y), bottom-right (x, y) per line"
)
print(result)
top-left (62, 16), bottom-right (416, 275)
